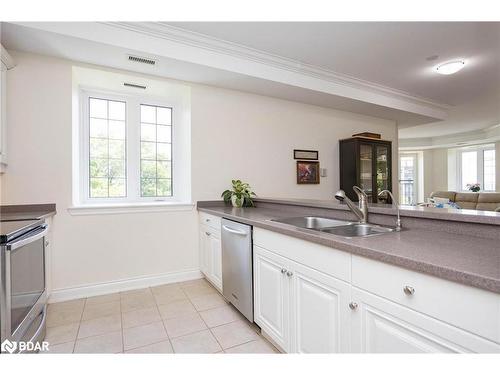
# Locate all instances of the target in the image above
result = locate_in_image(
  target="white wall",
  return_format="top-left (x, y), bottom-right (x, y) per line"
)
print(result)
top-left (1, 51), bottom-right (397, 296)
top-left (433, 148), bottom-right (449, 192)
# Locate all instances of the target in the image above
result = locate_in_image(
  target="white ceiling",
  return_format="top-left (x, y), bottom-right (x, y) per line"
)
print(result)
top-left (168, 22), bottom-right (500, 140)
top-left (2, 22), bottom-right (499, 139)
top-left (168, 22), bottom-right (500, 106)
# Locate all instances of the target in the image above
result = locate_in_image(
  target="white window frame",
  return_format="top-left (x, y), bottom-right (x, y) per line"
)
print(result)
top-left (78, 88), bottom-right (185, 205)
top-left (456, 145), bottom-right (495, 192)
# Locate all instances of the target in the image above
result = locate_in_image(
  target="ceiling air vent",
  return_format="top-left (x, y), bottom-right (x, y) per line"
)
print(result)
top-left (128, 55), bottom-right (156, 66)
top-left (124, 82), bottom-right (147, 90)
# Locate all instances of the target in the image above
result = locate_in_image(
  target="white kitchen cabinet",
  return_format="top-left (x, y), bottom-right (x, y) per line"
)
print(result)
top-left (253, 244), bottom-right (350, 353)
top-left (352, 255), bottom-right (500, 343)
top-left (198, 227), bottom-right (210, 276)
top-left (0, 45), bottom-right (14, 172)
top-left (0, 63), bottom-right (7, 170)
top-left (198, 213), bottom-right (223, 292)
top-left (350, 287), bottom-right (500, 353)
top-left (254, 245), bottom-right (291, 351)
top-left (210, 234), bottom-right (222, 288)
top-left (291, 260), bottom-right (351, 353)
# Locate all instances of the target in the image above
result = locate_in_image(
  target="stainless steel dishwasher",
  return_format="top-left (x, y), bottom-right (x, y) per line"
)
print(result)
top-left (221, 218), bottom-right (253, 322)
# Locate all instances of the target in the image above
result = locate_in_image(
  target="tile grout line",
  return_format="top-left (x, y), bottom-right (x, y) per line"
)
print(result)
top-left (120, 291), bottom-right (125, 353)
top-left (155, 286), bottom-right (176, 354)
top-left (72, 298), bottom-right (87, 353)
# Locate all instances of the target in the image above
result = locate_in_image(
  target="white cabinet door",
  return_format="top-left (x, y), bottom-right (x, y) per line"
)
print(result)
top-left (209, 234), bottom-right (222, 291)
top-left (290, 261), bottom-right (351, 353)
top-left (351, 287), bottom-right (500, 353)
top-left (0, 67), bottom-right (6, 168)
top-left (198, 227), bottom-right (210, 277)
top-left (253, 245), bottom-right (290, 352)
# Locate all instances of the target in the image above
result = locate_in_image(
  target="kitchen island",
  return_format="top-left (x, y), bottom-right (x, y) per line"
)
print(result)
top-left (197, 198), bottom-right (500, 353)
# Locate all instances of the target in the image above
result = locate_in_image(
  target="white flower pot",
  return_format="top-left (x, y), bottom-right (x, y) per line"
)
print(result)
top-left (231, 195), bottom-right (244, 208)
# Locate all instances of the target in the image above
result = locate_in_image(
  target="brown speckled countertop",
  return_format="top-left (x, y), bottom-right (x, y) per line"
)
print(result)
top-left (198, 203), bottom-right (500, 294)
top-left (0, 203), bottom-right (57, 221)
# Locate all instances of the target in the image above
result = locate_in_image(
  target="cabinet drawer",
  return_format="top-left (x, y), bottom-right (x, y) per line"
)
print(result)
top-left (254, 228), bottom-right (351, 283)
top-left (352, 255), bottom-right (500, 343)
top-left (199, 212), bottom-right (221, 232)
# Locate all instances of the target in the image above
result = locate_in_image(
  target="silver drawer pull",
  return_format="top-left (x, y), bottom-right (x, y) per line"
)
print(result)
top-left (205, 232), bottom-right (211, 236)
top-left (349, 302), bottom-right (358, 310)
top-left (403, 285), bottom-right (415, 295)
top-left (281, 268), bottom-right (287, 274)
top-left (286, 271), bottom-right (293, 277)
top-left (205, 219), bottom-right (210, 222)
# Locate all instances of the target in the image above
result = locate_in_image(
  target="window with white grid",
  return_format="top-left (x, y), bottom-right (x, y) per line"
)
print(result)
top-left (140, 104), bottom-right (173, 197)
top-left (457, 145), bottom-right (496, 192)
top-left (88, 97), bottom-right (127, 198)
top-left (78, 88), bottom-right (190, 206)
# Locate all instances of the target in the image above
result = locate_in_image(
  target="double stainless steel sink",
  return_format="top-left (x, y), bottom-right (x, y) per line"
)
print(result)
top-left (270, 216), bottom-right (397, 238)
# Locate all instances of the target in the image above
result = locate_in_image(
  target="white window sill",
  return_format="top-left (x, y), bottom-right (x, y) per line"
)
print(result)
top-left (68, 202), bottom-right (195, 216)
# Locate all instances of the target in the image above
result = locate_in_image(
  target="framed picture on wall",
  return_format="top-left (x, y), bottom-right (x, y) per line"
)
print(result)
top-left (293, 149), bottom-right (319, 160)
top-left (296, 161), bottom-right (320, 184)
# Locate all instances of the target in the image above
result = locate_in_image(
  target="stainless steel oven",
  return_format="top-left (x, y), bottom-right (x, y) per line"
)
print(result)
top-left (1, 220), bottom-right (48, 353)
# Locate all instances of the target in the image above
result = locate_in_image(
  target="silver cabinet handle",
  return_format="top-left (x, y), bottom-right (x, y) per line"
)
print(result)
top-left (45, 240), bottom-right (50, 247)
top-left (349, 302), bottom-right (358, 310)
top-left (222, 225), bottom-right (247, 236)
top-left (281, 268), bottom-right (287, 274)
top-left (205, 232), bottom-right (211, 236)
top-left (205, 218), bottom-right (210, 222)
top-left (403, 286), bottom-right (415, 295)
top-left (286, 271), bottom-right (293, 277)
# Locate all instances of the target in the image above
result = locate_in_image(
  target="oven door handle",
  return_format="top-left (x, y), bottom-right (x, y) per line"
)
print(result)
top-left (6, 225), bottom-right (48, 251)
top-left (29, 306), bottom-right (47, 352)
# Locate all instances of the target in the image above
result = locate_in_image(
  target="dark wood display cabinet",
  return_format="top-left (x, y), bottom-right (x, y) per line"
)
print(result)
top-left (339, 138), bottom-right (392, 203)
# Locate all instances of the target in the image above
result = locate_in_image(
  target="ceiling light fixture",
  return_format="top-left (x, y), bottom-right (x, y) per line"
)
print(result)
top-left (434, 60), bottom-right (466, 75)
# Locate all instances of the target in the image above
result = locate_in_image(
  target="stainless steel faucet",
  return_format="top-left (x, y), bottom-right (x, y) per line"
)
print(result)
top-left (334, 186), bottom-right (368, 223)
top-left (378, 190), bottom-right (402, 231)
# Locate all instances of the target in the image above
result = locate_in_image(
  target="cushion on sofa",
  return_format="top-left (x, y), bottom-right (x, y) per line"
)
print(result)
top-left (477, 193), bottom-right (500, 203)
top-left (455, 192), bottom-right (479, 203)
top-left (430, 191), bottom-right (456, 201)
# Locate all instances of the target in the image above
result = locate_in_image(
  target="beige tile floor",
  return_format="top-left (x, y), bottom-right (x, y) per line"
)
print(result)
top-left (43, 278), bottom-right (279, 354)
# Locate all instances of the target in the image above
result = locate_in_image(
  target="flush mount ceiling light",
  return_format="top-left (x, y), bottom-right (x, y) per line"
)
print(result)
top-left (434, 60), bottom-right (466, 75)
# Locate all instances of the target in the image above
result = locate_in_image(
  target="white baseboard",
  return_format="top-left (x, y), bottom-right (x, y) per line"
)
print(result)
top-left (48, 268), bottom-right (203, 303)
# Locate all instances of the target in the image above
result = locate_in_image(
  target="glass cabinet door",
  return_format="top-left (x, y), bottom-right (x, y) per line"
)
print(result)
top-left (359, 143), bottom-right (373, 202)
top-left (375, 145), bottom-right (390, 203)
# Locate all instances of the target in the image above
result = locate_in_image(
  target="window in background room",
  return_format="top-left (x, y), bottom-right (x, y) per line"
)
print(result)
top-left (460, 151), bottom-right (477, 191)
top-left (140, 104), bottom-right (173, 197)
top-left (399, 154), bottom-right (417, 205)
top-left (458, 146), bottom-right (495, 192)
top-left (484, 149), bottom-right (496, 191)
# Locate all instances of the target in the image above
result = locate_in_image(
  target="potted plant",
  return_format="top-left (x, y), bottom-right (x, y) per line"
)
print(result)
top-left (466, 183), bottom-right (481, 192)
top-left (221, 180), bottom-right (257, 208)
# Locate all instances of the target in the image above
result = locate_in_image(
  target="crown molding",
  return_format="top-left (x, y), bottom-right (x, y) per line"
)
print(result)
top-left (8, 21), bottom-right (448, 122)
top-left (1, 44), bottom-right (16, 70)
top-left (102, 22), bottom-right (451, 112)
top-left (399, 124), bottom-right (500, 150)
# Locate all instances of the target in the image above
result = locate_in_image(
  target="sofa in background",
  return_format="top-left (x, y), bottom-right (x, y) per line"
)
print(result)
top-left (430, 191), bottom-right (500, 212)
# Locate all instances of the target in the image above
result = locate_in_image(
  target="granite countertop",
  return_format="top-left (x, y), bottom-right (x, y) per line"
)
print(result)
top-left (198, 204), bottom-right (500, 294)
top-left (253, 197), bottom-right (500, 226)
top-left (0, 203), bottom-right (57, 221)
